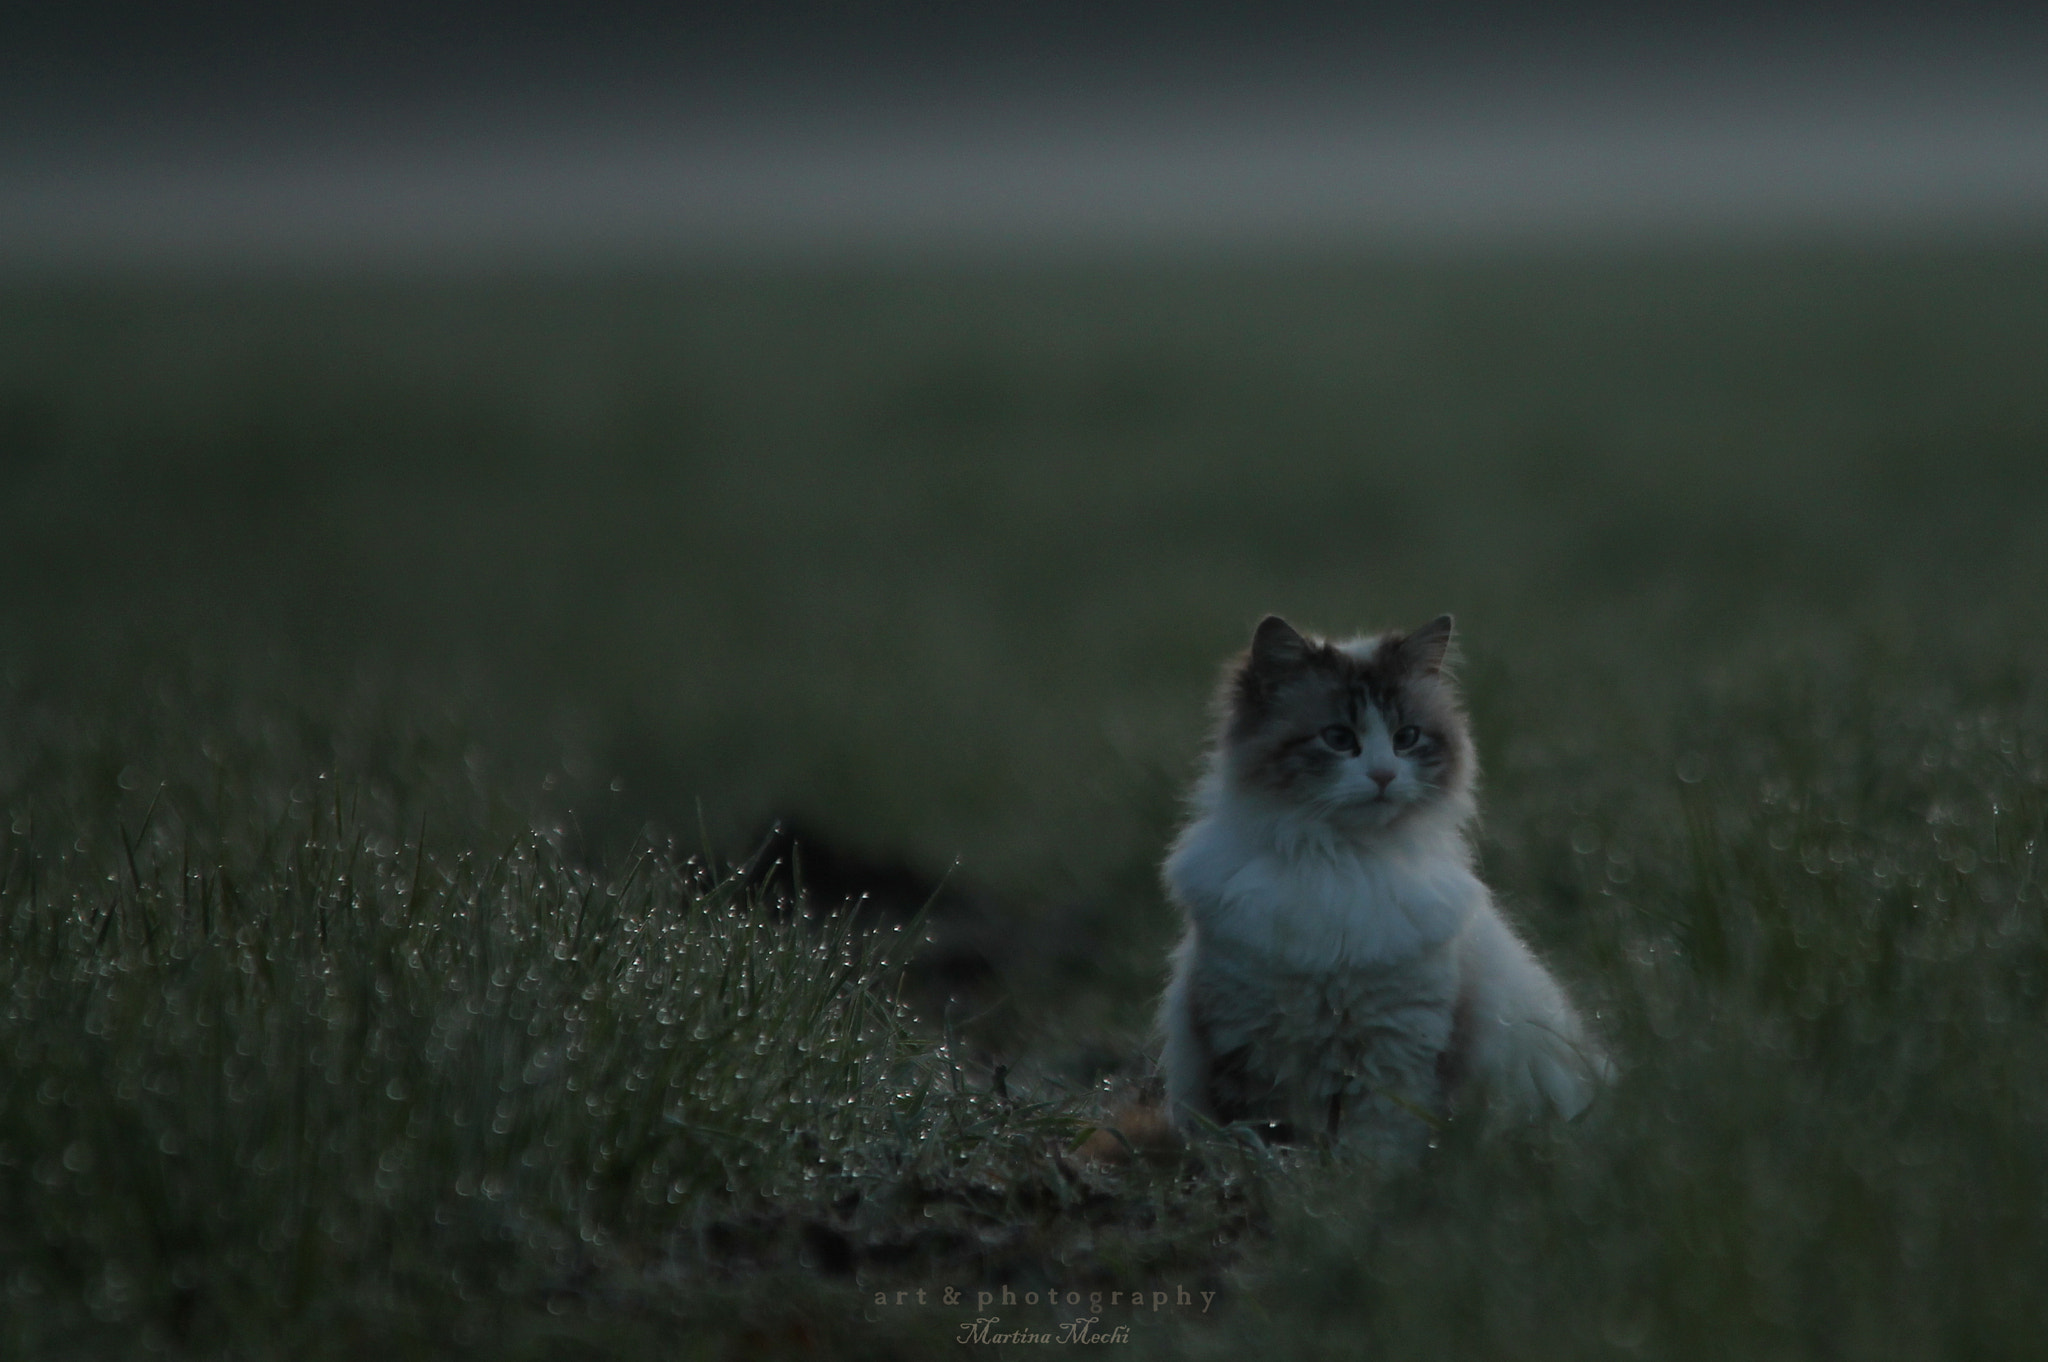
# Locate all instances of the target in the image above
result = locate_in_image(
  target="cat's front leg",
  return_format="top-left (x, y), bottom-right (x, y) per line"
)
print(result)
top-left (1157, 932), bottom-right (1215, 1129)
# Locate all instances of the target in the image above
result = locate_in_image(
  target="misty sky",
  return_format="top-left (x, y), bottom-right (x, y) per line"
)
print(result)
top-left (4, 5), bottom-right (2046, 264)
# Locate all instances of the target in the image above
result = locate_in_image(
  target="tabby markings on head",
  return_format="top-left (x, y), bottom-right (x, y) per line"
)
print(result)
top-left (1222, 614), bottom-right (1471, 817)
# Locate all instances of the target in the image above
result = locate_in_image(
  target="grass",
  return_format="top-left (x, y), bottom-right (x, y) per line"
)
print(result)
top-left (0, 666), bottom-right (1267, 1358)
top-left (2, 239), bottom-right (2048, 1356)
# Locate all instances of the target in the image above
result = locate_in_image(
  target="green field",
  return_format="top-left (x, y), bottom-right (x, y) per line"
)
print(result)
top-left (4, 241), bottom-right (2048, 1357)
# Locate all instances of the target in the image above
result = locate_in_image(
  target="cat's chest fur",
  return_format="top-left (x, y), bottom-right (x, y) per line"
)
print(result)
top-left (1166, 809), bottom-right (1484, 969)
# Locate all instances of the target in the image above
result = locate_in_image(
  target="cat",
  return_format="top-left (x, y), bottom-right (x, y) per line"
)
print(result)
top-left (1157, 613), bottom-right (1606, 1154)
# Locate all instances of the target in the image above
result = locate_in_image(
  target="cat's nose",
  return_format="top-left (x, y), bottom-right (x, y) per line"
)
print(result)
top-left (1368, 767), bottom-right (1396, 792)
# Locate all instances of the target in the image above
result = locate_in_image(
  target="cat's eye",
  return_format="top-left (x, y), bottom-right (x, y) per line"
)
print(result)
top-left (1393, 725), bottom-right (1423, 751)
top-left (1320, 725), bottom-right (1360, 755)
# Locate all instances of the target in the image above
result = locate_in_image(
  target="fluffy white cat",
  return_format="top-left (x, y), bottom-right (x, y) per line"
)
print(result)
top-left (1158, 614), bottom-right (1606, 1152)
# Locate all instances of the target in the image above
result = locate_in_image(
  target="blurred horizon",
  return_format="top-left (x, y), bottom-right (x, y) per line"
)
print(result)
top-left (6, 4), bottom-right (2048, 267)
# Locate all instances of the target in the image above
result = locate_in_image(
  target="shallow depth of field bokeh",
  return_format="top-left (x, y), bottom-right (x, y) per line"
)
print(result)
top-left (5, 243), bottom-right (2048, 1356)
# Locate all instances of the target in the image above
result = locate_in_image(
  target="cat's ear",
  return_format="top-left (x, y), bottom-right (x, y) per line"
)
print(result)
top-left (1249, 615), bottom-right (1311, 674)
top-left (1396, 614), bottom-right (1455, 677)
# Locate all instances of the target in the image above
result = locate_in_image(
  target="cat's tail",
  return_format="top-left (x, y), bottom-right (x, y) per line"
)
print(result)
top-left (1451, 906), bottom-right (1611, 1120)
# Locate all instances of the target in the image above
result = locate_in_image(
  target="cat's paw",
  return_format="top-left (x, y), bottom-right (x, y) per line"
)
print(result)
top-left (1525, 1042), bottom-right (1605, 1120)
top-left (1467, 1022), bottom-right (1610, 1121)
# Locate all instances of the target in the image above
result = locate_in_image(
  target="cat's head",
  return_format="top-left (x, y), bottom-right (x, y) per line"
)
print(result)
top-left (1215, 614), bottom-right (1475, 833)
